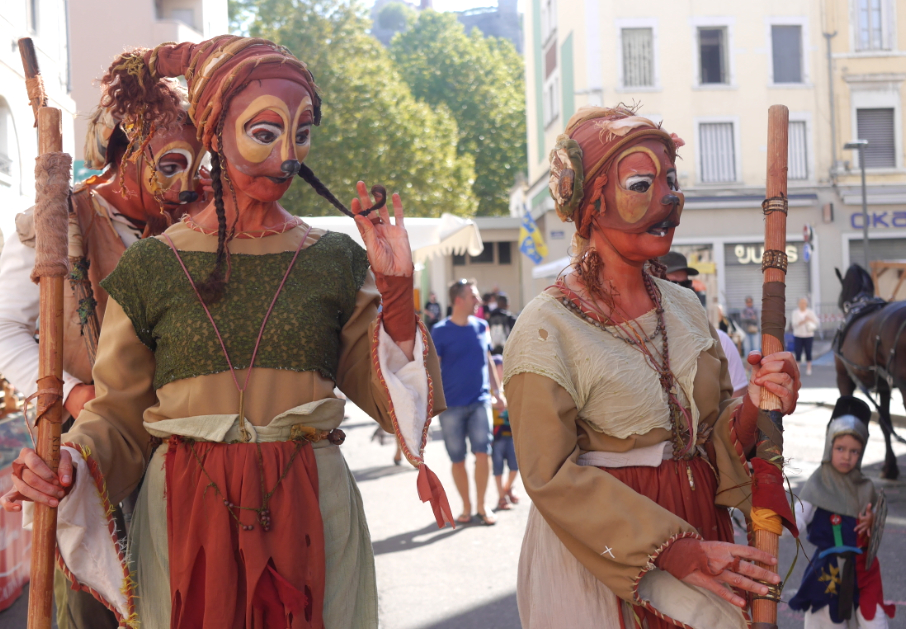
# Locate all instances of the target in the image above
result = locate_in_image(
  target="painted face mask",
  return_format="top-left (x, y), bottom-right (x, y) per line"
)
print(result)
top-left (219, 79), bottom-right (314, 202)
top-left (142, 123), bottom-right (206, 208)
top-left (597, 138), bottom-right (685, 236)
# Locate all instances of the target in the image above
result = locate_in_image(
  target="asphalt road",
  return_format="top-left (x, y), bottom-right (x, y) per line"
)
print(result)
top-left (2, 358), bottom-right (905, 628)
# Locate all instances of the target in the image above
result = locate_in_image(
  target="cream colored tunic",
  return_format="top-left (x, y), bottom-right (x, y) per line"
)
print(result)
top-left (63, 221), bottom-right (445, 629)
top-left (503, 279), bottom-right (751, 628)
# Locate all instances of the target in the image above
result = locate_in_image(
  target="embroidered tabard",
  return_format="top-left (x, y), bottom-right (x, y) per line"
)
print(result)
top-left (101, 231), bottom-right (369, 389)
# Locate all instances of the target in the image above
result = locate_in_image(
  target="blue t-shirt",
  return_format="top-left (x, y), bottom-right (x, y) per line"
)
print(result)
top-left (431, 316), bottom-right (492, 407)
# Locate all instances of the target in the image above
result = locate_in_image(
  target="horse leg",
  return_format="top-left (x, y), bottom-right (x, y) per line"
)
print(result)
top-left (835, 356), bottom-right (856, 396)
top-left (879, 387), bottom-right (899, 480)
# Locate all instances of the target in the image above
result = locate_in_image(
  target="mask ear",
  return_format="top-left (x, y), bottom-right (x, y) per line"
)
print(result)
top-left (835, 267), bottom-right (844, 284)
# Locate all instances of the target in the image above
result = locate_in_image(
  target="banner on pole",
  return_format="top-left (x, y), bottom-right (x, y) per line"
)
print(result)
top-left (519, 207), bottom-right (548, 264)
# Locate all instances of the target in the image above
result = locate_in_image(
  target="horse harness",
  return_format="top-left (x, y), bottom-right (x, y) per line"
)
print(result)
top-left (833, 297), bottom-right (906, 394)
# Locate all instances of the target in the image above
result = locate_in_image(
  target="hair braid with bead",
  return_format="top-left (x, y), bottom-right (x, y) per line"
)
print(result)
top-left (196, 150), bottom-right (229, 304)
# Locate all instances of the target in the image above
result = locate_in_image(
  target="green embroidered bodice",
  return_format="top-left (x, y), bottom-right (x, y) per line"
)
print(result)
top-left (101, 231), bottom-right (370, 390)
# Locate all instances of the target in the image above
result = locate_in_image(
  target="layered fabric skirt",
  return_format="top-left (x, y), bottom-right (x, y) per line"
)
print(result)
top-left (518, 451), bottom-right (747, 629)
top-left (129, 401), bottom-right (379, 629)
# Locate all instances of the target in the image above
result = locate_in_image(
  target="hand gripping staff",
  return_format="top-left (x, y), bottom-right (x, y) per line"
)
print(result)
top-left (750, 105), bottom-right (800, 629)
top-left (18, 37), bottom-right (72, 629)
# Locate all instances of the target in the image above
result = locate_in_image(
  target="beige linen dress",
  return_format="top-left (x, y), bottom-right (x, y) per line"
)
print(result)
top-left (503, 278), bottom-right (752, 629)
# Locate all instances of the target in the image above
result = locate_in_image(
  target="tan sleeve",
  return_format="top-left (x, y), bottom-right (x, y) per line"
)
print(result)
top-left (63, 299), bottom-right (157, 505)
top-left (335, 272), bottom-right (445, 432)
top-left (506, 371), bottom-right (697, 602)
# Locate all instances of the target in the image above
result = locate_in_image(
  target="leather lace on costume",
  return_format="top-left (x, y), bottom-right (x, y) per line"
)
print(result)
top-left (101, 230), bottom-right (370, 389)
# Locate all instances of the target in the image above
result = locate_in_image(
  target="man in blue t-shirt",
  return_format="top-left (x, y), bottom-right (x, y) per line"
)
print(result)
top-left (431, 279), bottom-right (504, 526)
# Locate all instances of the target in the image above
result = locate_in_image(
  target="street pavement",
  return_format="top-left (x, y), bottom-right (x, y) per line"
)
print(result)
top-left (2, 356), bottom-right (905, 628)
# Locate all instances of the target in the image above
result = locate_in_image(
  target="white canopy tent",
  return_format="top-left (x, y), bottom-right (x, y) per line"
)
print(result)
top-left (531, 255), bottom-right (570, 279)
top-left (302, 213), bottom-right (484, 263)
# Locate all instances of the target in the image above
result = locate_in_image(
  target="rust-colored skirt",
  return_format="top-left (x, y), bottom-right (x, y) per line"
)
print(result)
top-left (165, 438), bottom-right (326, 629)
top-left (603, 456), bottom-right (734, 629)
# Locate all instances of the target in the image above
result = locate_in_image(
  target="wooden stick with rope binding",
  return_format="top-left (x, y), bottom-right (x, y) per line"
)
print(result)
top-left (19, 39), bottom-right (100, 367)
top-left (18, 37), bottom-right (71, 629)
top-left (750, 104), bottom-right (790, 629)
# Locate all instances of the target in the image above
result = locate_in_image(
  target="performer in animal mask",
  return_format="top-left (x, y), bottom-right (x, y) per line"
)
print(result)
top-left (503, 105), bottom-right (801, 628)
top-left (0, 75), bottom-right (205, 629)
top-left (2, 36), bottom-right (449, 629)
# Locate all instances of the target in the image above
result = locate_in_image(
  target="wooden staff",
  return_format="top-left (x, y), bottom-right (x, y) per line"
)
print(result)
top-left (19, 38), bottom-right (100, 366)
top-left (18, 38), bottom-right (71, 629)
top-left (751, 105), bottom-right (789, 629)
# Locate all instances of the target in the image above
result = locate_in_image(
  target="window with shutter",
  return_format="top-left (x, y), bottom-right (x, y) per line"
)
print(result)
top-left (622, 28), bottom-right (654, 88)
top-left (856, 108), bottom-right (896, 168)
top-left (699, 122), bottom-right (737, 183)
top-left (698, 28), bottom-right (727, 84)
top-left (772, 26), bottom-right (802, 84)
top-left (788, 121), bottom-right (808, 180)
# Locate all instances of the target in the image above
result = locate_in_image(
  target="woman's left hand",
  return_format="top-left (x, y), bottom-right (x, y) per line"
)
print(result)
top-left (746, 351), bottom-right (801, 414)
top-left (352, 181), bottom-right (413, 277)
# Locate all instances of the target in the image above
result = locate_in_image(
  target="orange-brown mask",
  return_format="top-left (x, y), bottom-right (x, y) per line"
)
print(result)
top-left (596, 138), bottom-right (684, 236)
top-left (218, 78), bottom-right (313, 203)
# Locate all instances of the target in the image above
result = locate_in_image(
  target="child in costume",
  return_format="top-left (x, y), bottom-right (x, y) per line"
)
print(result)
top-left (2, 36), bottom-right (451, 629)
top-left (789, 396), bottom-right (895, 628)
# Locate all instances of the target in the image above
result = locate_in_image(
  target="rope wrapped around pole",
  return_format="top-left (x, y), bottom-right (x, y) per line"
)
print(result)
top-left (30, 153), bottom-right (72, 283)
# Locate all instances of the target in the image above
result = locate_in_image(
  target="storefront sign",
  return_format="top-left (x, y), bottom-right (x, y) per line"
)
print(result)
top-left (732, 244), bottom-right (799, 265)
top-left (850, 211), bottom-right (906, 229)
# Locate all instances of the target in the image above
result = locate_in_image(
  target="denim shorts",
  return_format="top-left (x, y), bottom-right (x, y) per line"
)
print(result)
top-left (438, 402), bottom-right (492, 463)
top-left (492, 436), bottom-right (518, 476)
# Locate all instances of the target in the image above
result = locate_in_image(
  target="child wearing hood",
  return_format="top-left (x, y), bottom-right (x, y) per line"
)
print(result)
top-left (789, 396), bottom-right (895, 628)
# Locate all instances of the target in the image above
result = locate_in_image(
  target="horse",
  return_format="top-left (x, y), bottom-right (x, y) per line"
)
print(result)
top-left (833, 264), bottom-right (906, 479)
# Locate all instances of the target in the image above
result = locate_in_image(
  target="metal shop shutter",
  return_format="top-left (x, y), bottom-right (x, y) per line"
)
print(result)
top-left (856, 108), bottom-right (896, 168)
top-left (723, 243), bottom-right (810, 313)
top-left (849, 237), bottom-right (906, 265)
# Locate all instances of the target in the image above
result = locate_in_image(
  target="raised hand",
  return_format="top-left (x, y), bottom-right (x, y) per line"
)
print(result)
top-left (747, 350), bottom-right (801, 414)
top-left (351, 181), bottom-right (413, 277)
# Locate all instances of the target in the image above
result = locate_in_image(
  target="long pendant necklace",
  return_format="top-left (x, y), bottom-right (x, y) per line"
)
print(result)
top-left (162, 225), bottom-right (313, 531)
top-left (556, 274), bottom-right (695, 458)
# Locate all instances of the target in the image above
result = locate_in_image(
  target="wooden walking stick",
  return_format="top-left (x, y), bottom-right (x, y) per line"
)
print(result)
top-left (750, 105), bottom-right (799, 629)
top-left (19, 38), bottom-right (101, 367)
top-left (18, 37), bottom-right (72, 629)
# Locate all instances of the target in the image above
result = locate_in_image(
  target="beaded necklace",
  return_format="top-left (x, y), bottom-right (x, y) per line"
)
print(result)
top-left (555, 274), bottom-right (695, 459)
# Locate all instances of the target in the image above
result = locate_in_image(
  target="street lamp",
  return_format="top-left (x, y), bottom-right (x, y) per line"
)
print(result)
top-left (844, 139), bottom-right (870, 269)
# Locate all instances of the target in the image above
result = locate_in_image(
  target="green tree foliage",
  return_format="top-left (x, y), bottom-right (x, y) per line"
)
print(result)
top-left (391, 11), bottom-right (526, 216)
top-left (237, 0), bottom-right (476, 217)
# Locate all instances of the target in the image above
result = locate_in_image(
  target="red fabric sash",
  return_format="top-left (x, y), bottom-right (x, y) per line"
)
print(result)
top-left (165, 437), bottom-right (326, 629)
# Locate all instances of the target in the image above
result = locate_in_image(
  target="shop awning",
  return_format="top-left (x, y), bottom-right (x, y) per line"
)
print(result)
top-left (302, 213), bottom-right (484, 264)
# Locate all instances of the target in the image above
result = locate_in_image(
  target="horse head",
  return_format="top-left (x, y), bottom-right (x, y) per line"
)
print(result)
top-left (838, 263), bottom-right (875, 311)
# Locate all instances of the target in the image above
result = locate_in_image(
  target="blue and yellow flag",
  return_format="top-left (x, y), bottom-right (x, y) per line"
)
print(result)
top-left (519, 206), bottom-right (548, 264)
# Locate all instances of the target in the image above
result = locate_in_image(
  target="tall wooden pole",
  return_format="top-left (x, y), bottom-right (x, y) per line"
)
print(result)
top-left (751, 105), bottom-right (789, 629)
top-left (19, 38), bottom-right (69, 629)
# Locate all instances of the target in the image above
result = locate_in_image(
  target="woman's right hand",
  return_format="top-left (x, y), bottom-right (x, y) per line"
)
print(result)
top-left (0, 447), bottom-right (74, 512)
